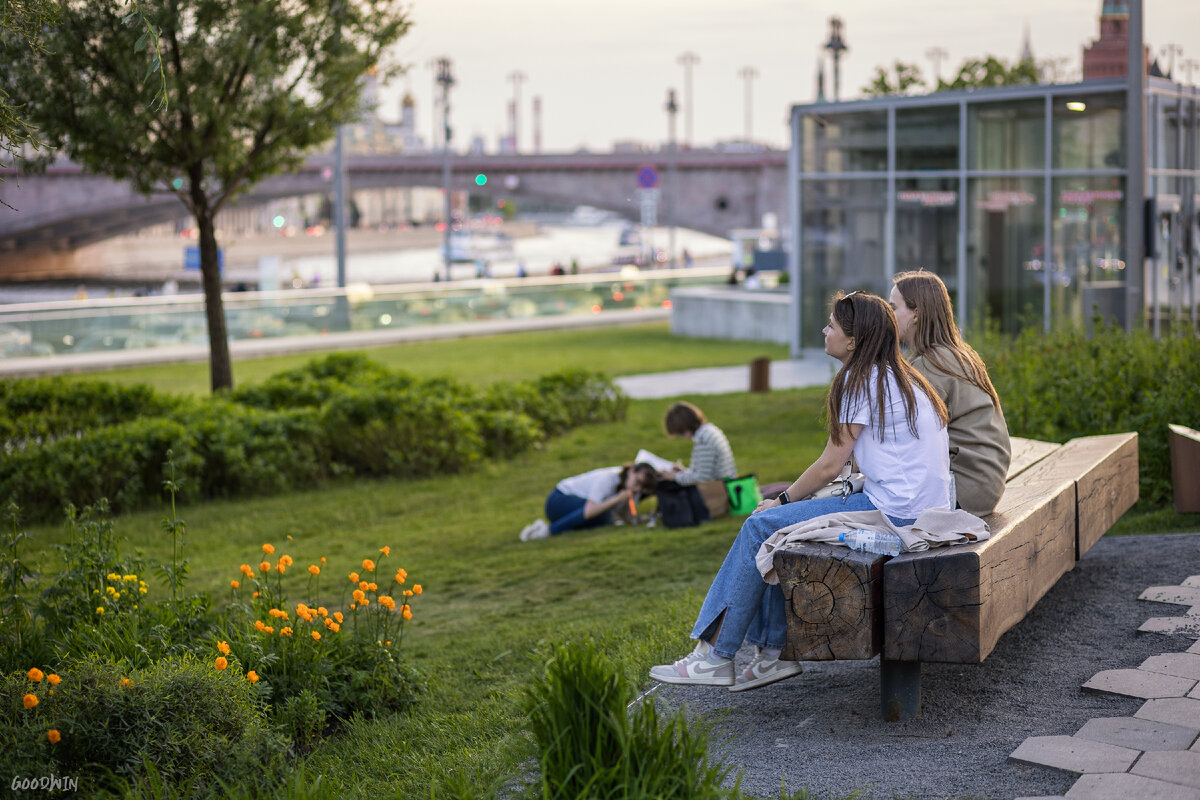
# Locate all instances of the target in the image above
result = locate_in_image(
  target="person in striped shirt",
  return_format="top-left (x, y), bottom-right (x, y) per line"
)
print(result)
top-left (659, 401), bottom-right (737, 485)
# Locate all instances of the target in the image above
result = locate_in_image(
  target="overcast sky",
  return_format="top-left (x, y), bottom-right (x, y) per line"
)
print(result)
top-left (381, 0), bottom-right (1200, 153)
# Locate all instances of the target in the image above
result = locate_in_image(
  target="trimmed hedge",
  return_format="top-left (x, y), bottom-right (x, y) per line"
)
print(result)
top-left (978, 324), bottom-right (1200, 508)
top-left (1, 355), bottom-right (628, 522)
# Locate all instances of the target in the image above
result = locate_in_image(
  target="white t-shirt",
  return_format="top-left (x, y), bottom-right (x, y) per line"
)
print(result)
top-left (556, 467), bottom-right (622, 504)
top-left (842, 367), bottom-right (952, 519)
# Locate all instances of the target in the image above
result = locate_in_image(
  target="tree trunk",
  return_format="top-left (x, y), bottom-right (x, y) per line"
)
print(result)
top-left (196, 210), bottom-right (233, 392)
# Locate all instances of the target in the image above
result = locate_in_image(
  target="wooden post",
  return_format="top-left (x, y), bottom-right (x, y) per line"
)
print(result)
top-left (749, 357), bottom-right (771, 393)
top-left (1169, 425), bottom-right (1200, 513)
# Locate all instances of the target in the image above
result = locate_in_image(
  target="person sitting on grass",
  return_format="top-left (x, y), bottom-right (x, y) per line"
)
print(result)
top-left (520, 463), bottom-right (659, 541)
top-left (649, 291), bottom-right (951, 691)
top-left (890, 269), bottom-right (1011, 516)
top-left (657, 401), bottom-right (738, 485)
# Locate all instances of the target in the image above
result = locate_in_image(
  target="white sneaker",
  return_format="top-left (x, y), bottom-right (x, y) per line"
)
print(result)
top-left (729, 646), bottom-right (803, 692)
top-left (519, 518), bottom-right (550, 541)
top-left (649, 641), bottom-right (735, 686)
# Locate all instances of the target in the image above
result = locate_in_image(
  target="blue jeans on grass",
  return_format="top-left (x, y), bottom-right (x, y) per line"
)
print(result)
top-left (545, 489), bottom-right (612, 535)
top-left (692, 493), bottom-right (915, 660)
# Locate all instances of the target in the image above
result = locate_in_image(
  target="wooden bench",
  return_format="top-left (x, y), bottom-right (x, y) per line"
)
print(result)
top-left (772, 432), bottom-right (1139, 721)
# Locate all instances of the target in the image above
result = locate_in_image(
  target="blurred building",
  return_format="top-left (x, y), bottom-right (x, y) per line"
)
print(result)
top-left (785, 1), bottom-right (1198, 352)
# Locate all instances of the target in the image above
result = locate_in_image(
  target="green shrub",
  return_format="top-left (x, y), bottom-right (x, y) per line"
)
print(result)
top-left (979, 324), bottom-right (1200, 508)
top-left (0, 377), bottom-right (179, 451)
top-left (522, 640), bottom-right (733, 800)
top-left (229, 352), bottom-right (395, 411)
top-left (0, 655), bottom-right (288, 797)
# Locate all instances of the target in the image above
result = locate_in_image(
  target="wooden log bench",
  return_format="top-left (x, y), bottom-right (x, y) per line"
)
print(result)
top-left (772, 432), bottom-right (1140, 721)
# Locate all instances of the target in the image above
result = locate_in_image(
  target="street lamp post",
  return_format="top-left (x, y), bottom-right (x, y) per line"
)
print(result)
top-left (665, 88), bottom-right (678, 269)
top-left (437, 57), bottom-right (455, 281)
top-left (737, 66), bottom-right (757, 143)
top-left (677, 52), bottom-right (699, 147)
top-left (823, 17), bottom-right (848, 102)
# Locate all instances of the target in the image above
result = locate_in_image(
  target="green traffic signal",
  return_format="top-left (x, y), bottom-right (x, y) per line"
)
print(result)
top-left (475, 174), bottom-right (487, 186)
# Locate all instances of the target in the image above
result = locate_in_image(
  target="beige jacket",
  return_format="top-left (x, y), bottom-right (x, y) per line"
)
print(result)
top-left (910, 347), bottom-right (1011, 516)
top-left (755, 508), bottom-right (990, 584)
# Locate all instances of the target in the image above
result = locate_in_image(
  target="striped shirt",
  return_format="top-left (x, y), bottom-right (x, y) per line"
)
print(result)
top-left (673, 422), bottom-right (737, 485)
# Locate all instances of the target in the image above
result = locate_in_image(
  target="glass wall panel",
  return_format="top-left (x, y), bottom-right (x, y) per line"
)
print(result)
top-left (895, 178), bottom-right (960, 302)
top-left (1152, 93), bottom-right (1184, 170)
top-left (1053, 92), bottom-right (1125, 169)
top-left (1050, 176), bottom-right (1125, 330)
top-left (800, 178), bottom-right (887, 346)
top-left (966, 178), bottom-right (1045, 332)
top-left (967, 99), bottom-right (1045, 170)
top-left (896, 105), bottom-right (959, 170)
top-left (801, 111), bottom-right (887, 173)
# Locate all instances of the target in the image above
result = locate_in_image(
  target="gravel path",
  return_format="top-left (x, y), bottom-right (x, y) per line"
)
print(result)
top-left (648, 532), bottom-right (1200, 800)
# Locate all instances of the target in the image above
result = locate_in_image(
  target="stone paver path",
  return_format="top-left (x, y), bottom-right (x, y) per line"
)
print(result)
top-left (1010, 574), bottom-right (1200, 797)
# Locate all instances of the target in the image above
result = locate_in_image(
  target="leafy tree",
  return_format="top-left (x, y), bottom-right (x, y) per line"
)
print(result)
top-left (0, 0), bottom-right (410, 391)
top-left (862, 61), bottom-right (926, 97)
top-left (0, 0), bottom-right (59, 178)
top-left (937, 56), bottom-right (1040, 91)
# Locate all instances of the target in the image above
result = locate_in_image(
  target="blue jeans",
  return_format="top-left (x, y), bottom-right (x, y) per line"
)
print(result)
top-left (691, 493), bottom-right (915, 660)
top-left (545, 489), bottom-right (611, 535)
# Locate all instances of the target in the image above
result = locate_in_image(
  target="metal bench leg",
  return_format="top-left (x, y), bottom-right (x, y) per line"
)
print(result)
top-left (880, 659), bottom-right (921, 721)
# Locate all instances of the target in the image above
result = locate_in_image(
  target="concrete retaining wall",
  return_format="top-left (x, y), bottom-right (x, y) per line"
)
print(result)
top-left (669, 286), bottom-right (790, 344)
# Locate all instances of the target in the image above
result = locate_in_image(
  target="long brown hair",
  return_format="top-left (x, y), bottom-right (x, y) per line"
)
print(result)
top-left (825, 291), bottom-right (948, 445)
top-left (892, 270), bottom-right (1002, 411)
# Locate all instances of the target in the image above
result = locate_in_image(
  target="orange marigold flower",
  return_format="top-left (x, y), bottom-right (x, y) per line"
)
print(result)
top-left (275, 563), bottom-right (286, 574)
top-left (47, 729), bottom-right (61, 743)
top-left (121, 678), bottom-right (132, 687)
top-left (281, 627), bottom-right (292, 637)
top-left (368, 582), bottom-right (378, 592)
top-left (214, 656), bottom-right (228, 670)
top-left (240, 564), bottom-right (254, 578)
top-left (349, 603), bottom-right (356, 610)
top-left (47, 674), bottom-right (61, 686)
top-left (259, 561), bottom-right (270, 573)
top-left (402, 607), bottom-right (413, 621)
top-left (247, 671), bottom-right (259, 683)
top-left (359, 581), bottom-right (369, 592)
top-left (217, 641), bottom-right (231, 655)
top-left (362, 558), bottom-right (375, 572)
top-left (311, 631), bottom-right (321, 641)
top-left (264, 626), bottom-right (275, 635)
top-left (27, 668), bottom-right (44, 682)
top-left (348, 572), bottom-right (359, 583)
top-left (22, 693), bottom-right (38, 709)
top-left (402, 589), bottom-right (413, 597)
top-left (334, 611), bottom-right (344, 623)
top-left (252, 591), bottom-right (261, 599)
top-left (254, 620), bottom-right (266, 631)
top-left (262, 543), bottom-right (275, 555)
top-left (320, 556), bottom-right (326, 564)
top-left (280, 554), bottom-right (294, 567)
top-left (352, 589), bottom-right (366, 604)
top-left (230, 579), bottom-right (240, 589)
top-left (394, 572), bottom-right (407, 585)
top-left (308, 565), bottom-right (320, 576)
top-left (384, 640), bottom-right (391, 646)
top-left (413, 584), bottom-right (423, 595)
top-left (379, 545), bottom-right (391, 557)
top-left (378, 595), bottom-right (396, 610)
top-left (328, 621), bottom-right (341, 633)
top-left (317, 606), bottom-right (328, 617)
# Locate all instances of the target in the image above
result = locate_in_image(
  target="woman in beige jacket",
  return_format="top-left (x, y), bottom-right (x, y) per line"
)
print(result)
top-left (890, 270), bottom-right (1011, 516)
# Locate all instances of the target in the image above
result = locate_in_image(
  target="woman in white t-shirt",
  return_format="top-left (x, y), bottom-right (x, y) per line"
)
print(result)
top-left (519, 463), bottom-right (659, 541)
top-left (650, 291), bottom-right (951, 692)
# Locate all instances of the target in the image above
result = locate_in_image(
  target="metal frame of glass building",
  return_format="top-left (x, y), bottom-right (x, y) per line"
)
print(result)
top-left (786, 72), bottom-right (1199, 352)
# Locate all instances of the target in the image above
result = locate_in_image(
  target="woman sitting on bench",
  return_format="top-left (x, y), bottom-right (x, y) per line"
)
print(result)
top-left (890, 270), bottom-right (1011, 516)
top-left (650, 291), bottom-right (952, 692)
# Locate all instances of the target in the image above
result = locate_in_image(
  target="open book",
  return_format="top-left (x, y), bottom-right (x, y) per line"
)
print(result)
top-left (634, 449), bottom-right (677, 473)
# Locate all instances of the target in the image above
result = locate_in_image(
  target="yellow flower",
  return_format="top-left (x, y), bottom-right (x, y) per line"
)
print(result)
top-left (349, 603), bottom-right (356, 610)
top-left (22, 693), bottom-right (38, 709)
top-left (378, 595), bottom-right (396, 610)
top-left (47, 729), bottom-right (61, 744)
top-left (262, 543), bottom-right (275, 555)
top-left (112, 591), bottom-right (121, 600)
top-left (240, 564), bottom-right (254, 578)
top-left (27, 667), bottom-right (44, 682)
top-left (311, 631), bottom-right (321, 641)
top-left (121, 678), bottom-right (132, 687)
top-left (327, 621), bottom-right (341, 633)
top-left (413, 584), bottom-right (423, 595)
top-left (379, 546), bottom-right (391, 557)
top-left (280, 554), bottom-right (294, 567)
top-left (402, 589), bottom-right (413, 597)
top-left (308, 565), bottom-right (320, 576)
top-left (286, 534), bottom-right (293, 540)
top-left (264, 626), bottom-right (275, 635)
top-left (259, 561), bottom-right (270, 573)
top-left (246, 671), bottom-right (259, 684)
top-left (280, 627), bottom-right (293, 637)
top-left (320, 556), bottom-right (327, 564)
top-left (252, 591), bottom-right (260, 599)
top-left (107, 572), bottom-right (119, 581)
top-left (384, 640), bottom-right (391, 646)
top-left (362, 558), bottom-right (376, 572)
top-left (230, 579), bottom-right (240, 589)
top-left (275, 563), bottom-right (286, 574)
top-left (368, 582), bottom-right (378, 592)
top-left (47, 674), bottom-right (61, 687)
top-left (217, 641), bottom-right (231, 655)
top-left (317, 607), bottom-right (328, 617)
top-left (359, 581), bottom-right (369, 592)
top-left (352, 589), bottom-right (366, 604)
top-left (394, 571), bottom-right (407, 585)
top-left (95, 606), bottom-right (105, 615)
top-left (402, 607), bottom-right (413, 621)
top-left (139, 587), bottom-right (147, 595)
top-left (348, 572), bottom-right (359, 583)
top-left (214, 656), bottom-right (228, 670)
top-left (334, 611), bottom-right (344, 623)
top-left (254, 620), bottom-right (266, 631)
top-left (124, 574), bottom-right (137, 582)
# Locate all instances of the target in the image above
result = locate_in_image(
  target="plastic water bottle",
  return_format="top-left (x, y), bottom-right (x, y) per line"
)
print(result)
top-left (838, 529), bottom-right (902, 556)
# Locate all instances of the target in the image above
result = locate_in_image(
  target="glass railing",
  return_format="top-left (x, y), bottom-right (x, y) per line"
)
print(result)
top-left (0, 267), bottom-right (729, 360)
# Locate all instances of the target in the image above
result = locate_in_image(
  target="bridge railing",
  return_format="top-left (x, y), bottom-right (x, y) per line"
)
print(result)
top-left (0, 267), bottom-right (730, 361)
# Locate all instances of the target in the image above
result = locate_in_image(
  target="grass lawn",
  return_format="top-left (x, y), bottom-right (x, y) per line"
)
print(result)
top-left (20, 321), bottom-right (1198, 796)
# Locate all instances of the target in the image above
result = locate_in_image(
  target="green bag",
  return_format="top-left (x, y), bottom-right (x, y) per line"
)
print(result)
top-left (725, 474), bottom-right (762, 516)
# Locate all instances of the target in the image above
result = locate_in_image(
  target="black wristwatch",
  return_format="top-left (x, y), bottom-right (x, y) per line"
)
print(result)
top-left (777, 491), bottom-right (790, 505)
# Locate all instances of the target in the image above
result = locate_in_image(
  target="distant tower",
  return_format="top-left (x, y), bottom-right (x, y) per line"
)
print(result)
top-left (532, 95), bottom-right (543, 153)
top-left (816, 56), bottom-right (826, 102)
top-left (1020, 23), bottom-right (1034, 63)
top-left (1083, 0), bottom-right (1135, 79)
top-left (823, 17), bottom-right (848, 101)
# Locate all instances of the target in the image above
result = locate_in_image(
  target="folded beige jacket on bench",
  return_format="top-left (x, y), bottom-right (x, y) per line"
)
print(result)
top-left (756, 508), bottom-right (990, 585)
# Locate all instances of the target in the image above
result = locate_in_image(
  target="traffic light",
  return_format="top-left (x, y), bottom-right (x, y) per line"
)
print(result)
top-left (475, 173), bottom-right (487, 186)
